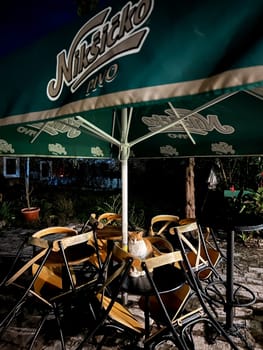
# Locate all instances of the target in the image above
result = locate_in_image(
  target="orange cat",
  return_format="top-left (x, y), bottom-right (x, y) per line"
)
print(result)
top-left (128, 231), bottom-right (153, 259)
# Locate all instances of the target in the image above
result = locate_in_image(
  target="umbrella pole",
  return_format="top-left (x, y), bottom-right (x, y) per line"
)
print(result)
top-left (121, 157), bottom-right (128, 251)
top-left (120, 108), bottom-right (130, 251)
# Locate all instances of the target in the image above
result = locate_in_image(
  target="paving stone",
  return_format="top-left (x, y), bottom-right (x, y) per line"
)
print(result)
top-left (0, 227), bottom-right (263, 349)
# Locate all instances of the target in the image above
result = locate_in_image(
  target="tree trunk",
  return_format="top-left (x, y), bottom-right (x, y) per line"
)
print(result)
top-left (185, 157), bottom-right (195, 218)
top-left (25, 157), bottom-right (31, 209)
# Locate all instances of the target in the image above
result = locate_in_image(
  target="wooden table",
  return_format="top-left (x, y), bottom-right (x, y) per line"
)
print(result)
top-left (96, 226), bottom-right (123, 241)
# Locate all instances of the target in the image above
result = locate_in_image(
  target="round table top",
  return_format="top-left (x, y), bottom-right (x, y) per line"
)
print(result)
top-left (96, 226), bottom-right (122, 240)
top-left (234, 223), bottom-right (263, 232)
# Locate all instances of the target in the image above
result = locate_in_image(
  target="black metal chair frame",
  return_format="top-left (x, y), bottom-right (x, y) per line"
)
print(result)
top-left (141, 249), bottom-right (241, 350)
top-left (0, 227), bottom-right (99, 350)
top-left (171, 222), bottom-right (257, 349)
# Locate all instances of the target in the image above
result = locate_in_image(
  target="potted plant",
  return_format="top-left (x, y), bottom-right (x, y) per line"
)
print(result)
top-left (21, 157), bottom-right (40, 222)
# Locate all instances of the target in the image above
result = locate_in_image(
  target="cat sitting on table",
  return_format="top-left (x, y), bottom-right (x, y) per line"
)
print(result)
top-left (128, 231), bottom-right (153, 277)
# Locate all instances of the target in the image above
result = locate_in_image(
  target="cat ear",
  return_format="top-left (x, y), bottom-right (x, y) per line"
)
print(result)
top-left (137, 231), bottom-right (144, 237)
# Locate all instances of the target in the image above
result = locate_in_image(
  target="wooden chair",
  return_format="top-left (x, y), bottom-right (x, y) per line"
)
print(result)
top-left (78, 212), bottom-right (122, 271)
top-left (141, 250), bottom-right (239, 350)
top-left (74, 255), bottom-right (146, 349)
top-left (77, 246), bottom-right (189, 349)
top-left (148, 214), bottom-right (180, 237)
top-left (169, 221), bottom-right (221, 282)
top-left (170, 222), bottom-right (255, 346)
top-left (169, 221), bottom-right (230, 320)
top-left (113, 241), bottom-right (190, 341)
top-left (97, 212), bottom-right (122, 228)
top-left (0, 226), bottom-right (98, 349)
top-left (138, 251), bottom-right (192, 348)
top-left (84, 245), bottom-right (239, 349)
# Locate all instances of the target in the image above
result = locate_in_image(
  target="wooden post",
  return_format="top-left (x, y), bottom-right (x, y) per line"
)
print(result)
top-left (185, 157), bottom-right (195, 218)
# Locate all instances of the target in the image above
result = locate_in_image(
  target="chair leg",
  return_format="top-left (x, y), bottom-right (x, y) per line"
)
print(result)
top-left (0, 297), bottom-right (27, 330)
top-left (1, 248), bottom-right (52, 330)
top-left (28, 305), bottom-right (66, 350)
top-left (28, 314), bottom-right (48, 350)
top-left (196, 297), bottom-right (239, 349)
top-left (0, 237), bottom-right (28, 287)
top-left (183, 266), bottom-right (239, 349)
top-left (181, 327), bottom-right (195, 350)
top-left (53, 303), bottom-right (66, 350)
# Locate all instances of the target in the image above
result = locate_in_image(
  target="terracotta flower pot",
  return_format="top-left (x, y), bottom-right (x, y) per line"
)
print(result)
top-left (21, 207), bottom-right (40, 222)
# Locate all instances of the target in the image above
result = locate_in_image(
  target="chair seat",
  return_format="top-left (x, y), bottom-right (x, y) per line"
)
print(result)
top-left (121, 264), bottom-right (186, 295)
top-left (45, 243), bottom-right (96, 266)
top-left (32, 244), bottom-right (96, 292)
top-left (187, 247), bottom-right (221, 280)
top-left (147, 236), bottom-right (174, 254)
top-left (138, 283), bottom-right (191, 324)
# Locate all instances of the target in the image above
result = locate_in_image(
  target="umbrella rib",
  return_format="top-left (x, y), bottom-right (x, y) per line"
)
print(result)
top-left (245, 89), bottom-right (263, 100)
top-left (30, 122), bottom-right (49, 143)
top-left (126, 107), bottom-right (133, 143)
top-left (129, 91), bottom-right (238, 148)
top-left (168, 102), bottom-right (196, 145)
top-left (74, 116), bottom-right (121, 147)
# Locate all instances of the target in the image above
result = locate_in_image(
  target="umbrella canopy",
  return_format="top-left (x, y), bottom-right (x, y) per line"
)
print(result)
top-left (1, 0), bottom-right (263, 247)
top-left (0, 89), bottom-right (262, 158)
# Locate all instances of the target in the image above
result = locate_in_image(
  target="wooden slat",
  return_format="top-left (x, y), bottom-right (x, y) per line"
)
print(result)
top-left (5, 249), bottom-right (48, 286)
top-left (32, 263), bottom-right (62, 292)
top-left (98, 294), bottom-right (144, 333)
top-left (144, 251), bottom-right (183, 271)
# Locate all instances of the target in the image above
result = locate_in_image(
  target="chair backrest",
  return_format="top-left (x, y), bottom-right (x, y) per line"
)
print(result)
top-left (112, 236), bottom-right (174, 273)
top-left (169, 221), bottom-right (221, 281)
top-left (147, 236), bottom-right (174, 255)
top-left (77, 255), bottom-right (146, 348)
top-left (141, 251), bottom-right (200, 349)
top-left (32, 226), bottom-right (78, 238)
top-left (143, 250), bottom-right (183, 272)
top-left (97, 212), bottom-right (122, 229)
top-left (40, 229), bottom-right (96, 291)
top-left (113, 241), bottom-right (143, 271)
top-left (149, 214), bottom-right (180, 237)
top-left (6, 227), bottom-right (96, 294)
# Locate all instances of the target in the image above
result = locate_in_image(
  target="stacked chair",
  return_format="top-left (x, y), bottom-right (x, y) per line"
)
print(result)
top-left (75, 254), bottom-right (142, 349)
top-left (0, 226), bottom-right (100, 349)
top-left (169, 220), bottom-right (256, 348)
top-left (141, 250), bottom-right (239, 349)
top-left (77, 237), bottom-right (239, 349)
top-left (81, 212), bottom-right (122, 268)
top-left (0, 216), bottom-right (253, 349)
top-left (169, 220), bottom-right (255, 309)
top-left (148, 214), bottom-right (180, 238)
top-left (169, 220), bottom-right (222, 287)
